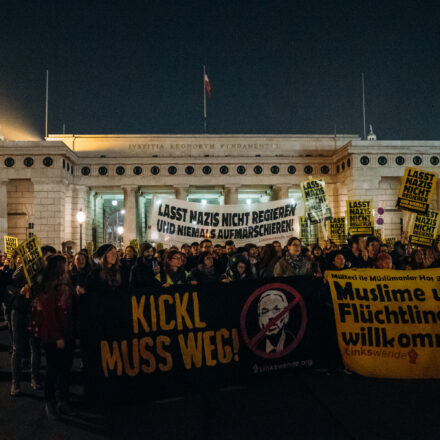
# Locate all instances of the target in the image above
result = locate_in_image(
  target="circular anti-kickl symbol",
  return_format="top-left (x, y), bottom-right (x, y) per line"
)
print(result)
top-left (240, 283), bottom-right (307, 360)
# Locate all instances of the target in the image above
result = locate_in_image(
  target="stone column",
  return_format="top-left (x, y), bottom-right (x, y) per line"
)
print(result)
top-left (0, 179), bottom-right (8, 253)
top-left (123, 185), bottom-right (138, 246)
top-left (174, 185), bottom-right (189, 201)
top-left (224, 185), bottom-right (240, 205)
top-left (32, 178), bottom-right (67, 250)
top-left (271, 184), bottom-right (290, 201)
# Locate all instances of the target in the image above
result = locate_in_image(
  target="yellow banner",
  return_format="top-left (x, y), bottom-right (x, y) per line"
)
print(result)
top-left (397, 167), bottom-right (437, 214)
top-left (374, 229), bottom-right (383, 241)
top-left (409, 210), bottom-right (440, 247)
top-left (329, 217), bottom-right (346, 244)
top-left (300, 179), bottom-right (332, 224)
top-left (4, 236), bottom-right (18, 259)
top-left (346, 200), bottom-right (374, 236)
top-left (328, 268), bottom-right (440, 378)
top-left (16, 236), bottom-right (43, 286)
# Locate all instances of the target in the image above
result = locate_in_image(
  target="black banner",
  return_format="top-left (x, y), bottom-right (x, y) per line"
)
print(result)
top-left (81, 277), bottom-right (323, 404)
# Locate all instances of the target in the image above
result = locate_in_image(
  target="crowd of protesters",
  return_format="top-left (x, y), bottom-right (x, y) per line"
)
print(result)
top-left (0, 234), bottom-right (439, 419)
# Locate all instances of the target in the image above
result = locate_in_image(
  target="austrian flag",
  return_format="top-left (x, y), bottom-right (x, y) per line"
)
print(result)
top-left (204, 73), bottom-right (211, 97)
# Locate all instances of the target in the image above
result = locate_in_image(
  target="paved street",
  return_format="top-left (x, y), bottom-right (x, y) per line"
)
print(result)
top-left (0, 323), bottom-right (439, 440)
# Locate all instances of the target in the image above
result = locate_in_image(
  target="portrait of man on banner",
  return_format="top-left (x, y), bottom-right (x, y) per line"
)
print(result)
top-left (257, 290), bottom-right (295, 353)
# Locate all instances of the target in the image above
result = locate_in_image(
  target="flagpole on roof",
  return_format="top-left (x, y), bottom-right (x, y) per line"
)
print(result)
top-left (203, 65), bottom-right (207, 133)
top-left (45, 70), bottom-right (49, 139)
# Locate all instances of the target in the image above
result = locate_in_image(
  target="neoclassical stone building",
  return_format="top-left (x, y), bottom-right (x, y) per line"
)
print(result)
top-left (1, 133), bottom-right (440, 251)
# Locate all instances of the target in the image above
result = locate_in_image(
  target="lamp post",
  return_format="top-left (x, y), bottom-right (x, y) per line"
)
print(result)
top-left (76, 209), bottom-right (86, 249)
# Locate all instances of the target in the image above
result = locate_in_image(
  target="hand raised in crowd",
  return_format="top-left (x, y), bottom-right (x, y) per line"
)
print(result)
top-left (190, 280), bottom-right (198, 285)
top-left (424, 248), bottom-right (435, 268)
top-left (56, 339), bottom-right (65, 349)
top-left (76, 285), bottom-right (85, 295)
top-left (20, 284), bottom-right (30, 298)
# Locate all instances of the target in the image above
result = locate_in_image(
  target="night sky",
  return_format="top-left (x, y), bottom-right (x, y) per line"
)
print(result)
top-left (0, 0), bottom-right (439, 140)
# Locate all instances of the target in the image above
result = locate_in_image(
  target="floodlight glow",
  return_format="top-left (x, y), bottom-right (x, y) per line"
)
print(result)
top-left (201, 199), bottom-right (207, 205)
top-left (246, 199), bottom-right (252, 205)
top-left (112, 200), bottom-right (117, 206)
top-left (121, 210), bottom-right (126, 214)
top-left (117, 226), bottom-right (124, 235)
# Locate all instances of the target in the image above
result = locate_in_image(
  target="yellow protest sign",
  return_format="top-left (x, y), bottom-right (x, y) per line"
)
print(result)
top-left (86, 241), bottom-right (94, 256)
top-left (374, 229), bottom-right (383, 241)
top-left (328, 217), bottom-right (346, 244)
top-left (16, 236), bottom-right (43, 286)
top-left (384, 237), bottom-right (397, 248)
top-left (4, 236), bottom-right (18, 259)
top-left (408, 210), bottom-right (440, 247)
top-left (328, 268), bottom-right (440, 378)
top-left (397, 167), bottom-right (437, 214)
top-left (346, 200), bottom-right (374, 236)
top-left (299, 216), bottom-right (316, 245)
top-left (300, 179), bottom-right (332, 224)
top-left (129, 239), bottom-right (140, 253)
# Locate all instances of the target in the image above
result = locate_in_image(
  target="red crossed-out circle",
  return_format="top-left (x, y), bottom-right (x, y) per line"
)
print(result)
top-left (240, 283), bottom-right (307, 360)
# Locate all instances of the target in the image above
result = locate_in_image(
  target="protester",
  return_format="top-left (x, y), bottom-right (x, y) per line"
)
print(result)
top-left (221, 254), bottom-right (249, 282)
top-left (9, 245), bottom-right (56, 396)
top-left (185, 242), bottom-right (200, 271)
top-left (361, 236), bottom-right (381, 268)
top-left (69, 251), bottom-right (92, 293)
top-left (120, 245), bottom-right (137, 272)
top-left (84, 244), bottom-right (128, 297)
top-left (189, 252), bottom-right (221, 284)
top-left (374, 252), bottom-right (393, 269)
top-left (259, 243), bottom-right (279, 279)
top-left (32, 254), bottom-right (75, 419)
top-left (155, 249), bottom-right (190, 286)
top-left (130, 242), bottom-right (159, 288)
top-left (273, 237), bottom-right (312, 277)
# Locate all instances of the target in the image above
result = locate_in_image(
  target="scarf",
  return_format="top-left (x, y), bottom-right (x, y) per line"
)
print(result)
top-left (284, 252), bottom-right (305, 273)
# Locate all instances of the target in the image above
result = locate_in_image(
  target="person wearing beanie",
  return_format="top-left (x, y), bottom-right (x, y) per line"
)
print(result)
top-left (84, 244), bottom-right (129, 297)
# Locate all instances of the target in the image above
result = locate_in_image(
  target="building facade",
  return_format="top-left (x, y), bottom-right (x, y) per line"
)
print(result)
top-left (1, 133), bottom-right (440, 251)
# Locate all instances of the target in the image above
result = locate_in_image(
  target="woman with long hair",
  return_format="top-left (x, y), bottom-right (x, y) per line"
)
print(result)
top-left (120, 245), bottom-right (138, 273)
top-left (32, 254), bottom-right (75, 419)
top-left (84, 244), bottom-right (129, 297)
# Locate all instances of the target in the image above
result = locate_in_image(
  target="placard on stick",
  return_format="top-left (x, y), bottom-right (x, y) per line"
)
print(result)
top-left (16, 236), bottom-right (43, 286)
top-left (4, 236), bottom-right (18, 259)
top-left (397, 167), bottom-right (437, 214)
top-left (408, 209), bottom-right (440, 247)
top-left (300, 179), bottom-right (332, 224)
top-left (346, 200), bottom-right (374, 236)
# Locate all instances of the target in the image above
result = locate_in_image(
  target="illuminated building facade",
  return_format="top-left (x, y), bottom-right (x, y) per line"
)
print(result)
top-left (1, 133), bottom-right (440, 250)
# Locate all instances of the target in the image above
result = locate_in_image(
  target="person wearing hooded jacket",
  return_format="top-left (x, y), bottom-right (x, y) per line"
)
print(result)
top-left (130, 243), bottom-right (159, 289)
top-left (221, 254), bottom-right (249, 282)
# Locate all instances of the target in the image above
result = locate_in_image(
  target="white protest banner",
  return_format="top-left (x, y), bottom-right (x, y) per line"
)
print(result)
top-left (147, 198), bottom-right (297, 246)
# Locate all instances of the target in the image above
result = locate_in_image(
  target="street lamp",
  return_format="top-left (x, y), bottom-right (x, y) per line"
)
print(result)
top-left (117, 226), bottom-right (124, 236)
top-left (76, 209), bottom-right (86, 249)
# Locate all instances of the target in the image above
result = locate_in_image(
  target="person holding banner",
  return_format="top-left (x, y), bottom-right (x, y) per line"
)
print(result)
top-left (84, 244), bottom-right (129, 298)
top-left (273, 237), bottom-right (312, 277)
top-left (221, 254), bottom-right (249, 282)
top-left (130, 243), bottom-right (159, 289)
top-left (361, 236), bottom-right (381, 268)
top-left (189, 252), bottom-right (221, 284)
top-left (121, 245), bottom-right (138, 273)
top-left (155, 249), bottom-right (190, 287)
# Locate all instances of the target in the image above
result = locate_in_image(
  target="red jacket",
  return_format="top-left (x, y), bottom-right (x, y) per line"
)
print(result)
top-left (32, 283), bottom-right (75, 344)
